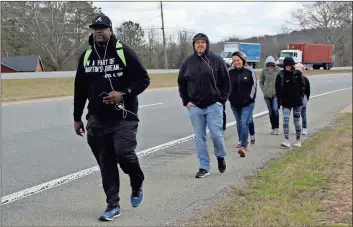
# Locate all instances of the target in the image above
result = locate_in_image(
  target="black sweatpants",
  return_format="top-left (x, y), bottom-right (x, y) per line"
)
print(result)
top-left (86, 115), bottom-right (144, 208)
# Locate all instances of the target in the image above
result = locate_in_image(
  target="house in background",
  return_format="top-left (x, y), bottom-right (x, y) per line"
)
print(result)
top-left (1, 52), bottom-right (45, 73)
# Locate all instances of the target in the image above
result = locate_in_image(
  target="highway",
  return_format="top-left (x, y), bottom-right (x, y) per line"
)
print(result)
top-left (1, 67), bottom-right (352, 79)
top-left (1, 72), bottom-right (352, 226)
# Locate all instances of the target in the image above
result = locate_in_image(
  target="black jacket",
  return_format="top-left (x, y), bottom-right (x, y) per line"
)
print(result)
top-left (275, 69), bottom-right (306, 108)
top-left (304, 75), bottom-right (310, 100)
top-left (73, 34), bottom-right (150, 122)
top-left (177, 52), bottom-right (230, 108)
top-left (228, 65), bottom-right (257, 108)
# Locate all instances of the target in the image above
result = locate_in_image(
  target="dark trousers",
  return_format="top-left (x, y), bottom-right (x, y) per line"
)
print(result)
top-left (86, 115), bottom-right (144, 208)
top-left (264, 96), bottom-right (279, 129)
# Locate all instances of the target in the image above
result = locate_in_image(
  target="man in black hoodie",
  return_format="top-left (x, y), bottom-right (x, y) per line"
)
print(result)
top-left (178, 33), bottom-right (231, 178)
top-left (73, 15), bottom-right (150, 221)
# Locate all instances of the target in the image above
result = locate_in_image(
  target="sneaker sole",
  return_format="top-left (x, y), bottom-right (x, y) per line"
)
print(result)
top-left (196, 172), bottom-right (210, 178)
top-left (218, 167), bottom-right (226, 173)
top-left (99, 213), bottom-right (121, 221)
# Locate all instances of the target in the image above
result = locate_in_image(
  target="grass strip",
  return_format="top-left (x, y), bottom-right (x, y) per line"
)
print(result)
top-left (186, 113), bottom-right (352, 227)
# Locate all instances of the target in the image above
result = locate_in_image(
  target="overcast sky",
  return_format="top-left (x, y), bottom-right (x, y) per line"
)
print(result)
top-left (93, 1), bottom-right (307, 43)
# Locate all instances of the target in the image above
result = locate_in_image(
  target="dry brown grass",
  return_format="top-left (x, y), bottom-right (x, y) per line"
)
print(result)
top-left (1, 69), bottom-right (351, 102)
top-left (186, 113), bottom-right (352, 227)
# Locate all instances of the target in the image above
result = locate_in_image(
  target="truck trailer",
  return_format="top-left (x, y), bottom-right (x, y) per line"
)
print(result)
top-left (219, 42), bottom-right (261, 68)
top-left (277, 43), bottom-right (334, 70)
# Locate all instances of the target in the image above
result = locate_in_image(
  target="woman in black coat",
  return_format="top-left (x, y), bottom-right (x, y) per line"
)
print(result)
top-left (275, 57), bottom-right (306, 149)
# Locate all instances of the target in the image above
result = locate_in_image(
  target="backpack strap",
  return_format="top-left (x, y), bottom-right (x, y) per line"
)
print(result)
top-left (82, 40), bottom-right (126, 67)
top-left (116, 40), bottom-right (126, 67)
top-left (83, 47), bottom-right (92, 66)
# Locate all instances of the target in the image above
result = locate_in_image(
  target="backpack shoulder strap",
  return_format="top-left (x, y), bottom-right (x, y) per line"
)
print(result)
top-left (116, 40), bottom-right (126, 67)
top-left (83, 47), bottom-right (92, 66)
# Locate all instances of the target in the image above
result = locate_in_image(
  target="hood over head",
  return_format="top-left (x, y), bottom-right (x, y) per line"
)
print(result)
top-left (192, 33), bottom-right (210, 54)
top-left (295, 63), bottom-right (305, 73)
top-left (283, 57), bottom-right (295, 67)
top-left (265, 55), bottom-right (277, 67)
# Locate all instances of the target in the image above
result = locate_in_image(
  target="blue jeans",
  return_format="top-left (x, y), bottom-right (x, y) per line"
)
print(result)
top-left (264, 97), bottom-right (279, 129)
top-left (301, 106), bottom-right (307, 128)
top-left (231, 103), bottom-right (255, 147)
top-left (249, 115), bottom-right (255, 136)
top-left (188, 103), bottom-right (227, 171)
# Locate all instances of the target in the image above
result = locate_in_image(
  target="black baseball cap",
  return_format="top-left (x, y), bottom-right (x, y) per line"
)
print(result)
top-left (89, 15), bottom-right (112, 29)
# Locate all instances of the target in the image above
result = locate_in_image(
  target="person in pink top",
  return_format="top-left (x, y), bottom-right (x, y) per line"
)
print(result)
top-left (294, 63), bottom-right (311, 135)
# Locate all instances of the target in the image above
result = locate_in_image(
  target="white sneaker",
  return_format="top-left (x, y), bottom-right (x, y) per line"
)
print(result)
top-left (302, 128), bottom-right (308, 135)
top-left (293, 140), bottom-right (301, 147)
top-left (275, 128), bottom-right (280, 135)
top-left (271, 128), bottom-right (280, 135)
top-left (281, 140), bottom-right (291, 148)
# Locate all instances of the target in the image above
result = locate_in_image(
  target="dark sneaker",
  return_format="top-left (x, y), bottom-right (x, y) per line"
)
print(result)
top-left (195, 169), bottom-right (210, 178)
top-left (217, 157), bottom-right (226, 173)
top-left (131, 188), bottom-right (143, 208)
top-left (99, 207), bottom-right (121, 221)
top-left (250, 135), bottom-right (255, 144)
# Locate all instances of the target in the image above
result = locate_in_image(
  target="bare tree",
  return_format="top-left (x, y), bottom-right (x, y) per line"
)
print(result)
top-left (1, 1), bottom-right (100, 70)
top-left (177, 30), bottom-right (193, 66)
top-left (288, 1), bottom-right (352, 66)
top-left (146, 27), bottom-right (159, 68)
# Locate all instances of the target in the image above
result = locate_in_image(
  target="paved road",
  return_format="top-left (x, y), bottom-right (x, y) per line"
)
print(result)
top-left (1, 67), bottom-right (351, 79)
top-left (1, 73), bottom-right (351, 196)
top-left (1, 72), bottom-right (352, 225)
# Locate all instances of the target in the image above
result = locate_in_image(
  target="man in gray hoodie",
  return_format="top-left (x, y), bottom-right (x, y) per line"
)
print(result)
top-left (259, 56), bottom-right (281, 135)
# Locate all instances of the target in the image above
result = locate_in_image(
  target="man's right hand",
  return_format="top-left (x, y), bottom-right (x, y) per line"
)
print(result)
top-left (74, 121), bottom-right (85, 137)
top-left (186, 102), bottom-right (195, 108)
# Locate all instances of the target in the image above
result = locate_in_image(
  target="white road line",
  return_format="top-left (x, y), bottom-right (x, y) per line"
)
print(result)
top-left (139, 103), bottom-right (163, 108)
top-left (1, 87), bottom-right (352, 206)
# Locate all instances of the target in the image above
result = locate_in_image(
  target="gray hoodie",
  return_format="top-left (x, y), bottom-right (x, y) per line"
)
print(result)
top-left (259, 56), bottom-right (281, 98)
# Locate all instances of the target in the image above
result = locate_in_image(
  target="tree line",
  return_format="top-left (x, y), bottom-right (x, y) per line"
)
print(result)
top-left (1, 1), bottom-right (351, 71)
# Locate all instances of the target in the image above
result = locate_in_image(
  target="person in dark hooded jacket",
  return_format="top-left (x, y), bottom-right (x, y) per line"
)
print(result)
top-left (73, 15), bottom-right (149, 221)
top-left (228, 51), bottom-right (257, 158)
top-left (275, 57), bottom-right (306, 149)
top-left (178, 33), bottom-right (230, 178)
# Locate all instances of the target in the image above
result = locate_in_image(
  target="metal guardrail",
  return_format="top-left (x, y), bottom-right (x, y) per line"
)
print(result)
top-left (1, 67), bottom-right (351, 79)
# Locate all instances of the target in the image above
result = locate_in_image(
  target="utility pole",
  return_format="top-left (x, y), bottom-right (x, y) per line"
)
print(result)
top-left (160, 1), bottom-right (168, 69)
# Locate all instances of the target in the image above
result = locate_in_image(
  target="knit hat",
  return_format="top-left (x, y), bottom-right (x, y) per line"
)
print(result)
top-left (295, 63), bottom-right (305, 73)
top-left (192, 33), bottom-right (210, 53)
top-left (283, 57), bottom-right (295, 67)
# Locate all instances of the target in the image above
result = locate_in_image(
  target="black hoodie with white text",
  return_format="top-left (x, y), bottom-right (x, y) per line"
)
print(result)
top-left (73, 34), bottom-right (150, 122)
